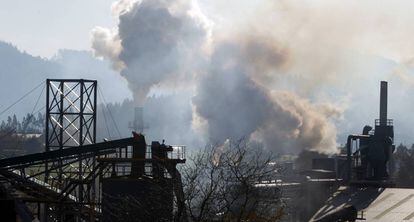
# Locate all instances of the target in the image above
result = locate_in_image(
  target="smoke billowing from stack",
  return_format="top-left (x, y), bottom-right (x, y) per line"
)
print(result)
top-left (92, 0), bottom-right (208, 106)
top-left (92, 0), bottom-right (341, 154)
top-left (129, 107), bottom-right (144, 133)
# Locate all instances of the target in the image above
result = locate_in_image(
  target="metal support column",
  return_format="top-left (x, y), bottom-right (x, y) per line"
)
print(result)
top-left (45, 79), bottom-right (97, 221)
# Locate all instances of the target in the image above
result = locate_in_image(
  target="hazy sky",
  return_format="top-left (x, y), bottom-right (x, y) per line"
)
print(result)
top-left (0, 0), bottom-right (232, 58)
top-left (2, 0), bottom-right (414, 147)
top-left (0, 0), bottom-right (115, 58)
top-left (0, 0), bottom-right (267, 58)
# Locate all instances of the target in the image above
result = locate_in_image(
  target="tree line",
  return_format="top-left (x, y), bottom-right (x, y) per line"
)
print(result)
top-left (392, 143), bottom-right (414, 187)
top-left (0, 113), bottom-right (44, 134)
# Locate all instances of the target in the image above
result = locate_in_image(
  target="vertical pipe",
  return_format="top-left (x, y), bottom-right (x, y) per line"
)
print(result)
top-left (346, 136), bottom-right (352, 182)
top-left (58, 81), bottom-right (64, 188)
top-left (135, 107), bottom-right (144, 133)
top-left (380, 81), bottom-right (388, 125)
top-left (91, 81), bottom-right (98, 221)
top-left (43, 79), bottom-right (50, 222)
top-left (93, 80), bottom-right (97, 143)
top-left (45, 80), bottom-right (50, 180)
top-left (79, 80), bottom-right (84, 147)
top-left (58, 81), bottom-right (64, 220)
top-left (131, 133), bottom-right (146, 177)
top-left (59, 81), bottom-right (64, 151)
top-left (79, 80), bottom-right (84, 218)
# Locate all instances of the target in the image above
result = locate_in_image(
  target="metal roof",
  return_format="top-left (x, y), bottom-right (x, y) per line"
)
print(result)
top-left (311, 186), bottom-right (414, 221)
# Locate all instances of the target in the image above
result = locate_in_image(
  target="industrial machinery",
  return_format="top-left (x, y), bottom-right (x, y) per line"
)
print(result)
top-left (345, 81), bottom-right (395, 185)
top-left (311, 81), bottom-right (401, 222)
top-left (129, 107), bottom-right (146, 133)
top-left (0, 79), bottom-right (187, 222)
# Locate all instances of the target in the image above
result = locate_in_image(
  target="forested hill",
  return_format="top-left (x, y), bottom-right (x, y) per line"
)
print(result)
top-left (0, 41), bottom-right (130, 119)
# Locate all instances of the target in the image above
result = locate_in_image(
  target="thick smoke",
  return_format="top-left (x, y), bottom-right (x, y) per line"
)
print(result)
top-left (92, 0), bottom-right (208, 105)
top-left (260, 91), bottom-right (340, 154)
top-left (91, 27), bottom-right (124, 71)
top-left (193, 40), bottom-right (340, 153)
top-left (92, 0), bottom-right (342, 154)
top-left (193, 41), bottom-right (279, 143)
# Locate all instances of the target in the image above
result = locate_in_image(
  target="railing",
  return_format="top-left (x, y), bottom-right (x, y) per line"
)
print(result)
top-left (169, 146), bottom-right (186, 160)
top-left (375, 119), bottom-right (393, 126)
top-left (100, 144), bottom-right (186, 178)
top-left (114, 145), bottom-right (186, 160)
top-left (12, 170), bottom-right (78, 201)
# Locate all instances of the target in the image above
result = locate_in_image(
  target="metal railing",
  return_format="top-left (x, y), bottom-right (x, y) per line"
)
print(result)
top-left (117, 145), bottom-right (186, 160)
top-left (375, 119), bottom-right (393, 126)
top-left (102, 144), bottom-right (186, 178)
top-left (169, 146), bottom-right (186, 160)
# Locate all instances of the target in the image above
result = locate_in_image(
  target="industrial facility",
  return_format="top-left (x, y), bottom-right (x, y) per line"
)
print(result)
top-left (0, 79), bottom-right (186, 221)
top-left (0, 79), bottom-right (413, 222)
top-left (310, 81), bottom-right (414, 221)
top-left (253, 81), bottom-right (414, 221)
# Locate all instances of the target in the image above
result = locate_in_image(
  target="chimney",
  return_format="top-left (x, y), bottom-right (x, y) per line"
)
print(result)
top-left (379, 81), bottom-right (388, 126)
top-left (130, 107), bottom-right (145, 133)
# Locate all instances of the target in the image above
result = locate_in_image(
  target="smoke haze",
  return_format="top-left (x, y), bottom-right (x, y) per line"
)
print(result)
top-left (92, 0), bottom-right (208, 105)
top-left (91, 0), bottom-right (349, 154)
top-left (5, 0), bottom-right (414, 154)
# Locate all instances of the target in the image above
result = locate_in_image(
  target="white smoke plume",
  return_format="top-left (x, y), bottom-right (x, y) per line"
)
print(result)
top-left (91, 0), bottom-right (350, 154)
top-left (92, 0), bottom-right (209, 105)
top-left (91, 27), bottom-right (124, 71)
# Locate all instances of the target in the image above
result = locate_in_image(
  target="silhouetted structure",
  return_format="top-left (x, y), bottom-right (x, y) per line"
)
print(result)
top-left (346, 81), bottom-right (395, 183)
top-left (129, 107), bottom-right (146, 133)
top-left (44, 79), bottom-right (98, 220)
top-left (311, 81), bottom-right (400, 222)
top-left (101, 133), bottom-right (186, 222)
top-left (0, 79), bottom-right (187, 222)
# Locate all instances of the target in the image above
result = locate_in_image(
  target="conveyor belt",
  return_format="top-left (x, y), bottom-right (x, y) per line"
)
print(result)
top-left (0, 137), bottom-right (135, 168)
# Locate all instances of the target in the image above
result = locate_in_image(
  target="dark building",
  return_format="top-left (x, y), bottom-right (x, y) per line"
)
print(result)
top-left (310, 81), bottom-right (404, 222)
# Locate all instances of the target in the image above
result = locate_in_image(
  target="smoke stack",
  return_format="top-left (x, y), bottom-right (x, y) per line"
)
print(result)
top-left (130, 107), bottom-right (145, 133)
top-left (379, 81), bottom-right (388, 126)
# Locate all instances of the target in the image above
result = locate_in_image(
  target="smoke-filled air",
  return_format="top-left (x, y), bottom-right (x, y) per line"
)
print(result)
top-left (91, 0), bottom-right (414, 154)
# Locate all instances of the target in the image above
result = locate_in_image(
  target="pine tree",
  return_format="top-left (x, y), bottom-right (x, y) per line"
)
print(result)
top-left (12, 114), bottom-right (18, 131)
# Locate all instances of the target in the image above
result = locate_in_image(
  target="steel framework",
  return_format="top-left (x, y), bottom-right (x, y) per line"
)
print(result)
top-left (45, 79), bottom-right (97, 221)
top-left (0, 79), bottom-right (187, 222)
top-left (0, 135), bottom-right (186, 221)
